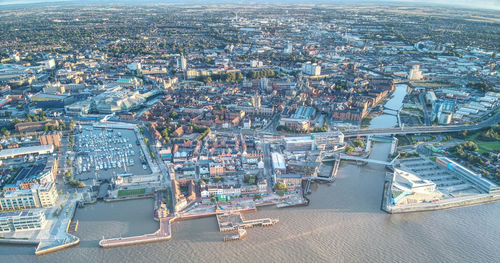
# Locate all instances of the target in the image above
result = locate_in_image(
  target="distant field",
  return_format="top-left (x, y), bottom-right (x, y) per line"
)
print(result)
top-left (118, 188), bottom-right (146, 197)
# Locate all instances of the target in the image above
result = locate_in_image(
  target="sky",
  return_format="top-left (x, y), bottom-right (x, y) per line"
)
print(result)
top-left (0, 0), bottom-right (499, 11)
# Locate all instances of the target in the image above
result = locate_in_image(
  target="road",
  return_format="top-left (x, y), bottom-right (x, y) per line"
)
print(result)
top-left (338, 109), bottom-right (500, 137)
top-left (419, 92), bottom-right (431, 126)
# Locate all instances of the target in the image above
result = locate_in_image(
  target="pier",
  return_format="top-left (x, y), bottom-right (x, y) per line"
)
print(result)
top-left (100, 191), bottom-right (172, 248)
top-left (224, 228), bottom-right (247, 242)
top-left (216, 212), bottom-right (279, 232)
top-left (99, 217), bottom-right (173, 248)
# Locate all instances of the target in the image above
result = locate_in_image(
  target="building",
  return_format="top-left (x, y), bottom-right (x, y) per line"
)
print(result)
top-left (292, 106), bottom-right (316, 120)
top-left (209, 163), bottom-right (225, 176)
top-left (34, 183), bottom-right (58, 208)
top-left (282, 137), bottom-right (315, 152)
top-left (436, 157), bottom-right (500, 194)
top-left (177, 55), bottom-right (187, 71)
top-left (39, 132), bottom-right (62, 148)
top-left (0, 182), bottom-right (58, 211)
top-left (311, 132), bottom-right (345, 150)
top-left (64, 99), bottom-right (91, 116)
top-left (275, 174), bottom-right (302, 192)
top-left (408, 65), bottom-right (424, 81)
top-left (0, 210), bottom-right (47, 233)
top-left (438, 111), bottom-right (453, 124)
top-left (15, 120), bottom-right (59, 133)
top-left (284, 41), bottom-right (292, 54)
top-left (279, 118), bottom-right (310, 131)
top-left (93, 86), bottom-right (148, 113)
top-left (271, 152), bottom-right (286, 181)
top-left (287, 161), bottom-right (321, 177)
top-left (391, 168), bottom-right (441, 205)
top-left (0, 145), bottom-right (54, 159)
top-left (30, 93), bottom-right (75, 108)
top-left (302, 62), bottom-right (321, 76)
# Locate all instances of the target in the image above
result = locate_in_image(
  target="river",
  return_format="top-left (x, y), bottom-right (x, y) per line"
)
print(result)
top-left (1, 83), bottom-right (499, 262)
top-left (369, 84), bottom-right (408, 129)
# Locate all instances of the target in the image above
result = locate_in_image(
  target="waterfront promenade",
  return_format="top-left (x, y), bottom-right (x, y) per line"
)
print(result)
top-left (0, 194), bottom-right (82, 255)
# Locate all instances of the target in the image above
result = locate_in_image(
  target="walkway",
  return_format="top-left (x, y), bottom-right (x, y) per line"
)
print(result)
top-left (323, 153), bottom-right (393, 166)
top-left (99, 217), bottom-right (173, 248)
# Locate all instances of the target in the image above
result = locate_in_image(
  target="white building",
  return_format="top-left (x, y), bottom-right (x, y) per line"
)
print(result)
top-left (408, 65), bottom-right (424, 81)
top-left (284, 41), bottom-right (292, 54)
top-left (302, 62), bottom-right (321, 76)
top-left (177, 55), bottom-right (187, 71)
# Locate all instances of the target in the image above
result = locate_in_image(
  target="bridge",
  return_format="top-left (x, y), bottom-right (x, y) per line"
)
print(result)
top-left (339, 108), bottom-right (500, 137)
top-left (322, 153), bottom-right (397, 166)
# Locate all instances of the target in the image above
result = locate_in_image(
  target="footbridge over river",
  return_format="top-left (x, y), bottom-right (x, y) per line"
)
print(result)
top-left (322, 153), bottom-right (398, 166)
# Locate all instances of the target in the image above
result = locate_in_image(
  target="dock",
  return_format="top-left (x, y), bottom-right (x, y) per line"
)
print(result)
top-left (224, 228), bottom-right (247, 242)
top-left (216, 212), bottom-right (279, 232)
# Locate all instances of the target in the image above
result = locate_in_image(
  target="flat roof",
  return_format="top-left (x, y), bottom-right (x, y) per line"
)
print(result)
top-left (0, 144), bottom-right (54, 159)
top-left (277, 174), bottom-right (302, 179)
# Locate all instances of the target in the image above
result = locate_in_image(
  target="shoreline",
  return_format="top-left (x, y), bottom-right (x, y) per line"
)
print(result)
top-left (0, 197), bottom-right (81, 256)
top-left (381, 178), bottom-right (500, 213)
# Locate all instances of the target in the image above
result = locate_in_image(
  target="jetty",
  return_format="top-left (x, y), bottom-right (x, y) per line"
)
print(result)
top-left (224, 228), bottom-right (247, 242)
top-left (99, 217), bottom-right (173, 248)
top-left (100, 191), bottom-right (172, 248)
top-left (216, 212), bottom-right (279, 232)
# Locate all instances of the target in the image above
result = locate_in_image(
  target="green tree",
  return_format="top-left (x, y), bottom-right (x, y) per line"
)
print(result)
top-left (1, 127), bottom-right (10, 137)
top-left (345, 146), bottom-right (355, 154)
top-left (352, 140), bottom-right (365, 148)
top-left (274, 182), bottom-right (287, 192)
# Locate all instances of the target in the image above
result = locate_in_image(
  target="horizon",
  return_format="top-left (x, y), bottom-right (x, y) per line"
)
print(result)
top-left (0, 0), bottom-right (499, 11)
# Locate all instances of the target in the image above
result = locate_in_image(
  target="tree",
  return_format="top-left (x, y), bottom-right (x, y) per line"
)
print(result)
top-left (59, 121), bottom-right (66, 130)
top-left (345, 146), bottom-right (355, 154)
top-left (68, 134), bottom-right (74, 151)
top-left (352, 139), bottom-right (365, 148)
top-left (274, 182), bottom-right (287, 192)
top-left (69, 120), bottom-right (75, 130)
top-left (65, 170), bottom-right (71, 179)
top-left (1, 127), bottom-right (10, 137)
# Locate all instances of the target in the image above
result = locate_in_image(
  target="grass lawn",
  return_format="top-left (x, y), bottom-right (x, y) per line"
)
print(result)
top-left (118, 188), bottom-right (146, 197)
top-left (466, 132), bottom-right (500, 154)
top-left (476, 141), bottom-right (500, 154)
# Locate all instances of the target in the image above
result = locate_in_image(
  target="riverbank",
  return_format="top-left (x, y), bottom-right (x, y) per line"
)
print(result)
top-left (382, 178), bottom-right (500, 213)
